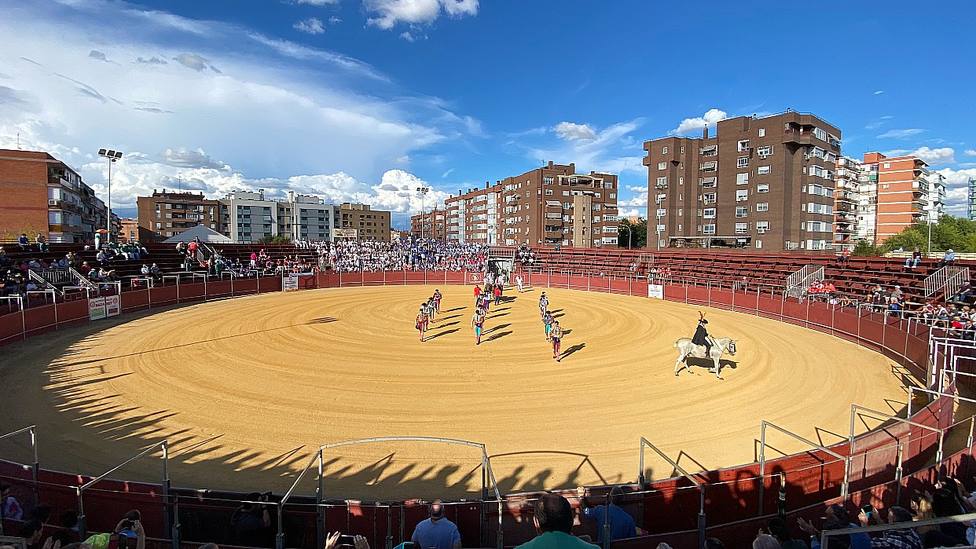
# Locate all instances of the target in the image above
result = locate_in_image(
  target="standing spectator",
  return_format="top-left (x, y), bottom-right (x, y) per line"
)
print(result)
top-left (766, 517), bottom-right (806, 549)
top-left (576, 487), bottom-right (637, 543)
top-left (410, 501), bottom-right (461, 549)
top-left (515, 494), bottom-right (597, 549)
top-left (0, 483), bottom-right (23, 520)
top-left (35, 233), bottom-right (48, 253)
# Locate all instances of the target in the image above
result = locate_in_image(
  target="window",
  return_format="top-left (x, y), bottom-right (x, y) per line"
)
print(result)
top-left (758, 128), bottom-right (766, 138)
top-left (544, 176), bottom-right (554, 185)
top-left (703, 192), bottom-right (716, 203)
top-left (656, 208), bottom-right (666, 218)
top-left (562, 190), bottom-right (569, 196)
top-left (735, 206), bottom-right (748, 218)
top-left (545, 189), bottom-right (553, 195)
top-left (757, 184), bottom-right (769, 193)
top-left (656, 224), bottom-right (665, 232)
top-left (735, 222), bottom-right (748, 234)
top-left (737, 140), bottom-right (750, 151)
top-left (703, 208), bottom-right (716, 219)
top-left (662, 146), bottom-right (669, 154)
top-left (701, 177), bottom-right (717, 188)
top-left (883, 162), bottom-right (891, 169)
top-left (658, 162), bottom-right (667, 170)
top-left (813, 127), bottom-right (828, 141)
top-left (755, 239), bottom-right (763, 249)
top-left (736, 189), bottom-right (749, 201)
top-left (756, 221), bottom-right (770, 232)
top-left (737, 156), bottom-right (749, 168)
top-left (656, 176), bottom-right (668, 187)
top-left (736, 173), bottom-right (749, 185)
top-left (756, 145), bottom-right (773, 157)
top-left (757, 166), bottom-right (771, 175)
top-left (679, 176), bottom-right (684, 185)
top-left (756, 202), bottom-right (769, 212)
top-left (702, 224), bottom-right (716, 235)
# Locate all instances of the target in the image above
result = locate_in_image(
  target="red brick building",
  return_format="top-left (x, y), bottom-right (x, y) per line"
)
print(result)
top-left (410, 208), bottom-right (448, 240)
top-left (0, 149), bottom-right (108, 243)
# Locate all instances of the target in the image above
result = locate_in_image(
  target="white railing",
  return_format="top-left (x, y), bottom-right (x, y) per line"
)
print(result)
top-left (27, 269), bottom-right (59, 294)
top-left (68, 267), bottom-right (98, 292)
top-left (923, 265), bottom-right (969, 298)
top-left (785, 264), bottom-right (823, 298)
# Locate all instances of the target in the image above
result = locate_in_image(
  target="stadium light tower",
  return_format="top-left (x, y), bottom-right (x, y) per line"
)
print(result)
top-left (416, 186), bottom-right (429, 239)
top-left (98, 148), bottom-right (123, 244)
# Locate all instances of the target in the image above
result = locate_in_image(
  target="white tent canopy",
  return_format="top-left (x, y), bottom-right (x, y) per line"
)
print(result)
top-left (162, 224), bottom-right (233, 244)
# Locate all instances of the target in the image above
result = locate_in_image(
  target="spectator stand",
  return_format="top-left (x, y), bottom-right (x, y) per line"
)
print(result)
top-left (784, 264), bottom-right (824, 300)
top-left (923, 264), bottom-right (970, 300)
top-left (278, 436), bottom-right (503, 549)
top-left (821, 510), bottom-right (976, 547)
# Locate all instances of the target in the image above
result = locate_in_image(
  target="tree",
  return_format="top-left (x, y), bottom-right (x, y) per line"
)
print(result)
top-left (851, 239), bottom-right (881, 257)
top-left (258, 234), bottom-right (292, 244)
top-left (618, 218), bottom-right (647, 248)
top-left (879, 215), bottom-right (976, 254)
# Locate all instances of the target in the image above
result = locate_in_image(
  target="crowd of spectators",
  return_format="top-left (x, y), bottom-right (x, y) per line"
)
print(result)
top-left (325, 238), bottom-right (488, 273)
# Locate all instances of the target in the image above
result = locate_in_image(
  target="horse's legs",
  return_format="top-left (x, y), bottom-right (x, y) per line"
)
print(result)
top-left (674, 352), bottom-right (686, 376)
top-left (712, 355), bottom-right (721, 378)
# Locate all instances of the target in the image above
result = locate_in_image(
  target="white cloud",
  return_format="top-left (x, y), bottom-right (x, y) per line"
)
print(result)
top-left (618, 207), bottom-right (642, 218)
top-left (293, 17), bottom-right (325, 35)
top-left (553, 121), bottom-right (596, 141)
top-left (525, 119), bottom-right (646, 178)
top-left (671, 108), bottom-right (727, 136)
top-left (910, 146), bottom-right (955, 165)
top-left (328, 16), bottom-right (343, 24)
top-left (364, 0), bottom-right (478, 30)
top-left (441, 168), bottom-right (454, 178)
top-left (296, 0), bottom-right (339, 4)
top-left (0, 0), bottom-right (481, 209)
top-left (399, 31), bottom-right (416, 42)
top-left (965, 149), bottom-right (976, 157)
top-left (873, 90), bottom-right (885, 95)
top-left (877, 128), bottom-right (925, 139)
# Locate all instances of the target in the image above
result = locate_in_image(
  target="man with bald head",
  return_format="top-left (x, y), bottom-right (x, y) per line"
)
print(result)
top-left (410, 501), bottom-right (461, 549)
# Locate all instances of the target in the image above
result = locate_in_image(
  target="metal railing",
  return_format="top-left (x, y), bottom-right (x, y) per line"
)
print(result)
top-left (68, 266), bottom-right (98, 292)
top-left (784, 264), bottom-right (824, 299)
top-left (638, 437), bottom-right (706, 549)
top-left (923, 264), bottom-right (969, 297)
top-left (0, 425), bottom-right (38, 535)
top-left (821, 510), bottom-right (976, 547)
top-left (758, 420), bottom-right (849, 516)
top-left (28, 269), bottom-right (61, 294)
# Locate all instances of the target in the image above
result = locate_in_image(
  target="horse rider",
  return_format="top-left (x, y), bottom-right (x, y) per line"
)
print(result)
top-left (692, 312), bottom-right (714, 355)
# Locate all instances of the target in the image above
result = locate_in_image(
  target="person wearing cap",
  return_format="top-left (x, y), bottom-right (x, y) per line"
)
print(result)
top-left (516, 494), bottom-right (597, 549)
top-left (410, 501), bottom-right (461, 549)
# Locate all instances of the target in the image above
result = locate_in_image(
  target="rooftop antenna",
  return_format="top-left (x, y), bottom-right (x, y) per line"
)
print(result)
top-left (16, 131), bottom-right (20, 149)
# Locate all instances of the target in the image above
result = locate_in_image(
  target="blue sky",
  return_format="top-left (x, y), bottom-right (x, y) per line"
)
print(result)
top-left (1, 0), bottom-right (974, 226)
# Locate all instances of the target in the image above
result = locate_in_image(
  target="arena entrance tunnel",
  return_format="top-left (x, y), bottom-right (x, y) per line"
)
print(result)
top-left (278, 437), bottom-right (503, 549)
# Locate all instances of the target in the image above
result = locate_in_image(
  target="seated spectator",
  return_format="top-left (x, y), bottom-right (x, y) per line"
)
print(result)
top-left (938, 249), bottom-right (957, 268)
top-left (140, 264), bottom-right (150, 277)
top-left (576, 486), bottom-right (637, 543)
top-left (951, 283), bottom-right (973, 304)
top-left (904, 247), bottom-right (922, 270)
top-left (797, 504), bottom-right (871, 549)
top-left (860, 506), bottom-right (920, 549)
top-left (18, 233), bottom-right (30, 251)
top-left (922, 487), bottom-right (969, 547)
top-left (837, 248), bottom-right (851, 265)
top-left (410, 501), bottom-right (461, 549)
top-left (35, 233), bottom-right (48, 253)
top-left (20, 520), bottom-right (44, 549)
top-left (515, 493), bottom-right (598, 549)
top-left (752, 533), bottom-right (780, 549)
top-left (1, 482), bottom-right (23, 519)
top-left (150, 263), bottom-right (161, 278)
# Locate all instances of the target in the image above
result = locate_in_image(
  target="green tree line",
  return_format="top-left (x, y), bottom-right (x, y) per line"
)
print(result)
top-left (853, 215), bottom-right (976, 256)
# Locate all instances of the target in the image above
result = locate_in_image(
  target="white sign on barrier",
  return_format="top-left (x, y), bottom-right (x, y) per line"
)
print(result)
top-left (88, 297), bottom-right (106, 320)
top-left (104, 295), bottom-right (120, 317)
top-left (648, 284), bottom-right (664, 299)
top-left (283, 274), bottom-right (300, 292)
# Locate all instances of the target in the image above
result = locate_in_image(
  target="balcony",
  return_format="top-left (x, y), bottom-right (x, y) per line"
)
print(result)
top-left (783, 128), bottom-right (814, 145)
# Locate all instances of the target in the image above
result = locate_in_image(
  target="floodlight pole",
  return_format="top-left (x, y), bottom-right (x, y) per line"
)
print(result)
top-left (98, 149), bottom-right (123, 245)
top-left (417, 186), bottom-right (429, 240)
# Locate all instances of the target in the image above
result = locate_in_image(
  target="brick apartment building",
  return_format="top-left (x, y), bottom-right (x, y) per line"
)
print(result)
top-left (445, 161), bottom-right (619, 248)
top-left (339, 203), bottom-right (391, 241)
top-left (137, 190), bottom-right (222, 241)
top-left (643, 112), bottom-right (841, 251)
top-left (0, 149), bottom-right (109, 243)
top-left (860, 152), bottom-right (943, 244)
top-left (410, 208), bottom-right (448, 240)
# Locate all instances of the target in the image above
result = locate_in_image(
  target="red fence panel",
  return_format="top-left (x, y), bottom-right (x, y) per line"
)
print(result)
top-left (445, 271), bottom-right (466, 284)
top-left (178, 282), bottom-right (206, 302)
top-left (57, 298), bottom-right (91, 326)
top-left (568, 276), bottom-right (589, 291)
top-left (710, 288), bottom-right (733, 310)
top-left (609, 278), bottom-right (631, 295)
top-left (362, 272), bottom-right (385, 286)
top-left (781, 300), bottom-right (806, 326)
top-left (121, 289), bottom-right (150, 313)
top-left (235, 277), bottom-right (258, 294)
top-left (807, 301), bottom-right (832, 329)
top-left (0, 310), bottom-right (23, 344)
top-left (686, 285), bottom-right (708, 305)
top-left (23, 304), bottom-right (57, 336)
top-left (663, 284), bottom-right (686, 301)
top-left (731, 291), bottom-right (758, 312)
top-left (150, 285), bottom-right (179, 306)
top-left (206, 280), bottom-right (232, 299)
top-left (550, 273), bottom-right (569, 288)
top-left (404, 271), bottom-right (426, 285)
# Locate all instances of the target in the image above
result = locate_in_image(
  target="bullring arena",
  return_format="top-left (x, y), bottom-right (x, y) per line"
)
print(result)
top-left (1, 246), bottom-right (975, 549)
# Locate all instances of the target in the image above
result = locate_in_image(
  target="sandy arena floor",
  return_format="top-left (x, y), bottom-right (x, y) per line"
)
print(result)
top-left (0, 285), bottom-right (915, 499)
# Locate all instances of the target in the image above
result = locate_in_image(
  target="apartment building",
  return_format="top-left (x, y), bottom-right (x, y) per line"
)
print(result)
top-left (444, 161), bottom-right (619, 248)
top-left (339, 203), bottom-right (391, 241)
top-left (137, 190), bottom-right (222, 241)
top-left (833, 157), bottom-right (862, 251)
top-left (217, 190), bottom-right (341, 243)
top-left (969, 178), bottom-right (976, 221)
top-left (861, 152), bottom-right (940, 243)
top-left (0, 149), bottom-right (110, 243)
top-left (643, 112), bottom-right (841, 251)
top-left (410, 208), bottom-right (448, 239)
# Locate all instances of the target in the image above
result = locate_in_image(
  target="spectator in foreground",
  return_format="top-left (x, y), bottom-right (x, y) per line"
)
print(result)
top-left (575, 486), bottom-right (637, 543)
top-left (752, 533), bottom-right (781, 548)
top-left (861, 506), bottom-right (920, 549)
top-left (410, 501), bottom-right (461, 549)
top-left (1, 482), bottom-right (24, 520)
top-left (516, 493), bottom-right (598, 549)
top-left (767, 516), bottom-right (806, 549)
top-left (797, 504), bottom-right (870, 548)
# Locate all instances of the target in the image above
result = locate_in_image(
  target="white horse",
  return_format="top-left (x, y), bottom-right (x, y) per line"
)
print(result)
top-left (673, 337), bottom-right (737, 378)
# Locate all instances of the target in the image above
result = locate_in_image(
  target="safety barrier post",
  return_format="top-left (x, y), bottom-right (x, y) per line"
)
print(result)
top-left (638, 437), bottom-right (706, 549)
top-left (316, 448), bottom-right (325, 549)
top-left (176, 276), bottom-right (181, 303)
top-left (894, 442), bottom-right (904, 503)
